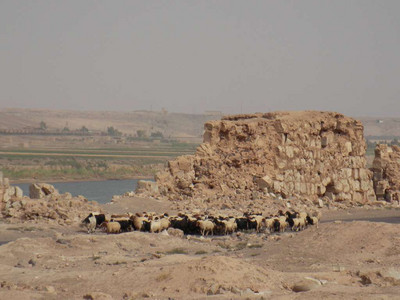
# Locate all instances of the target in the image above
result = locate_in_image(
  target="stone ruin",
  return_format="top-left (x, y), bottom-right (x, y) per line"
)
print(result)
top-left (0, 172), bottom-right (101, 224)
top-left (138, 111), bottom-right (378, 206)
top-left (371, 144), bottom-right (400, 202)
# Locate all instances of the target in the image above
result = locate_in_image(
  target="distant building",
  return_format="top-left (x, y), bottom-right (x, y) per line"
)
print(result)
top-left (377, 120), bottom-right (384, 124)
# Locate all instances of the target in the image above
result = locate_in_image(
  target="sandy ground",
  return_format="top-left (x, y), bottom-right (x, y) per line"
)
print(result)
top-left (0, 198), bottom-right (400, 299)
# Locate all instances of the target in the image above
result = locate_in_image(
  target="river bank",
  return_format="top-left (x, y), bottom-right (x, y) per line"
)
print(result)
top-left (15, 179), bottom-right (149, 204)
top-left (9, 175), bottom-right (153, 185)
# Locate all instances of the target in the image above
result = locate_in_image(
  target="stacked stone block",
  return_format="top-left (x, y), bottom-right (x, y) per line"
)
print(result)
top-left (371, 144), bottom-right (400, 202)
top-left (147, 111), bottom-right (376, 204)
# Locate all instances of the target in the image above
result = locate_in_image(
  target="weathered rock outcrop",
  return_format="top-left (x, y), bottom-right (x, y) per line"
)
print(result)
top-left (371, 144), bottom-right (400, 202)
top-left (138, 111), bottom-right (376, 205)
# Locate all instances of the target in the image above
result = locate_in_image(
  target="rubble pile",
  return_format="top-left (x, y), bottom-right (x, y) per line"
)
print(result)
top-left (0, 173), bottom-right (101, 224)
top-left (138, 111), bottom-right (376, 206)
top-left (371, 144), bottom-right (400, 202)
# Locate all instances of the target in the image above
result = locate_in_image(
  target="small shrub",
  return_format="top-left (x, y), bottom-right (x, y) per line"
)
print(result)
top-left (155, 272), bottom-right (172, 282)
top-left (217, 242), bottom-right (230, 249)
top-left (235, 242), bottom-right (248, 250)
top-left (112, 261), bottom-right (127, 265)
top-left (248, 244), bottom-right (263, 249)
top-left (165, 248), bottom-right (188, 255)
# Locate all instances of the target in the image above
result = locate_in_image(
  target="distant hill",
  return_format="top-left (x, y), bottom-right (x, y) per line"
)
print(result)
top-left (0, 108), bottom-right (221, 140)
top-left (0, 108), bottom-right (398, 140)
top-left (358, 117), bottom-right (400, 139)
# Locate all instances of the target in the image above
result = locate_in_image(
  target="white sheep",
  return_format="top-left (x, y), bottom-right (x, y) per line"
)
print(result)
top-left (197, 219), bottom-right (215, 236)
top-left (310, 216), bottom-right (319, 228)
top-left (277, 217), bottom-right (288, 232)
top-left (264, 218), bottom-right (275, 233)
top-left (102, 221), bottom-right (121, 234)
top-left (292, 217), bottom-right (306, 231)
top-left (159, 216), bottom-right (170, 232)
top-left (220, 218), bottom-right (237, 235)
top-left (249, 215), bottom-right (264, 232)
top-left (131, 214), bottom-right (146, 231)
top-left (150, 217), bottom-right (162, 233)
top-left (306, 215), bottom-right (319, 228)
top-left (85, 216), bottom-right (97, 233)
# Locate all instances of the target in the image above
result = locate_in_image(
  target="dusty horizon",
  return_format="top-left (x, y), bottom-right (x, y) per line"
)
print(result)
top-left (1, 1), bottom-right (400, 117)
top-left (2, 106), bottom-right (400, 120)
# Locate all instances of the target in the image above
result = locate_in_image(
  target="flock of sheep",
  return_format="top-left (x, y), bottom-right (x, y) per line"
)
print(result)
top-left (81, 209), bottom-right (320, 236)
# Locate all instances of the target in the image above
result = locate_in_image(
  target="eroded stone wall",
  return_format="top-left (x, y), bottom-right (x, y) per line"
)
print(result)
top-left (371, 144), bottom-right (400, 202)
top-left (140, 111), bottom-right (376, 204)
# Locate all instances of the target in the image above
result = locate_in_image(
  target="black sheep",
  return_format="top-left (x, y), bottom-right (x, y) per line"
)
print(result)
top-left (83, 213), bottom-right (106, 228)
top-left (113, 219), bottom-right (133, 232)
top-left (247, 218), bottom-right (258, 231)
top-left (170, 216), bottom-right (189, 233)
top-left (285, 211), bottom-right (297, 220)
top-left (273, 219), bottom-right (281, 232)
top-left (235, 217), bottom-right (249, 231)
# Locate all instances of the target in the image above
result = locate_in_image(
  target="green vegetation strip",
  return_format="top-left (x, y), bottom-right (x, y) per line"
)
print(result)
top-left (0, 151), bottom-right (177, 159)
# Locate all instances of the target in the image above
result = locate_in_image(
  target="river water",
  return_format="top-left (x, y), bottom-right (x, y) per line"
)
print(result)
top-left (17, 179), bottom-right (141, 204)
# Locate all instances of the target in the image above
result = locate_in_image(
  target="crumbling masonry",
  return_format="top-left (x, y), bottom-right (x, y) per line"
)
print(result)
top-left (141, 111), bottom-right (377, 204)
top-left (371, 144), bottom-right (400, 202)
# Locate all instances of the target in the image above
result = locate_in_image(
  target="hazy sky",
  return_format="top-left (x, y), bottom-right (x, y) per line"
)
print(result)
top-left (1, 1), bottom-right (399, 116)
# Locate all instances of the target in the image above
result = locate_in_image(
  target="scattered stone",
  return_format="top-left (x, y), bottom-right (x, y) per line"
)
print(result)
top-left (45, 286), bottom-right (56, 294)
top-left (11, 201), bottom-right (21, 210)
top-left (123, 292), bottom-right (136, 300)
top-left (14, 186), bottom-right (23, 198)
top-left (332, 265), bottom-right (346, 272)
top-left (56, 239), bottom-right (70, 245)
top-left (160, 230), bottom-right (169, 236)
top-left (359, 274), bottom-right (372, 286)
top-left (230, 286), bottom-right (241, 294)
top-left (167, 228), bottom-right (184, 238)
top-left (29, 183), bottom-right (58, 199)
top-left (304, 276), bottom-right (324, 285)
top-left (207, 283), bottom-right (220, 295)
top-left (240, 288), bottom-right (256, 296)
top-left (380, 268), bottom-right (400, 280)
top-left (83, 292), bottom-right (113, 300)
top-left (135, 180), bottom-right (159, 194)
top-left (28, 259), bottom-right (37, 266)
